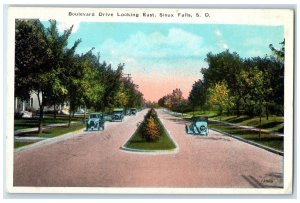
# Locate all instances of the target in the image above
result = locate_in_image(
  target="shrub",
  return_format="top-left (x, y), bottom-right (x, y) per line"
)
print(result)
top-left (142, 116), bottom-right (161, 142)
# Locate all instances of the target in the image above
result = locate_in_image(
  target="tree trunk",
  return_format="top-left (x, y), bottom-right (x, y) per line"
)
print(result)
top-left (192, 106), bottom-right (195, 117)
top-left (236, 98), bottom-right (241, 117)
top-left (84, 105), bottom-right (87, 124)
top-left (37, 92), bottom-right (44, 134)
top-left (259, 104), bottom-right (262, 140)
top-left (53, 101), bottom-right (57, 120)
top-left (68, 110), bottom-right (71, 127)
top-left (265, 104), bottom-right (269, 120)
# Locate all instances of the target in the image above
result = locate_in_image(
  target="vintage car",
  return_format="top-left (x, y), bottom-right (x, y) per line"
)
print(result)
top-left (124, 109), bottom-right (131, 116)
top-left (129, 108), bottom-right (137, 116)
top-left (112, 109), bottom-right (124, 121)
top-left (186, 117), bottom-right (209, 136)
top-left (86, 113), bottom-right (105, 131)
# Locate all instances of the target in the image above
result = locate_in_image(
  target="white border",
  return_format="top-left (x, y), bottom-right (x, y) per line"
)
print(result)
top-left (4, 6), bottom-right (294, 195)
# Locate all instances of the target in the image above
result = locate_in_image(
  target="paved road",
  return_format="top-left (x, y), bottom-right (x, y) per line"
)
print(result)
top-left (13, 109), bottom-right (283, 188)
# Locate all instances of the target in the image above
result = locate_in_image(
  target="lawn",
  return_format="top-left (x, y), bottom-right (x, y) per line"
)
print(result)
top-left (14, 115), bottom-right (85, 130)
top-left (209, 123), bottom-right (283, 151)
top-left (16, 124), bottom-right (85, 138)
top-left (14, 141), bottom-right (36, 149)
top-left (185, 110), bottom-right (218, 118)
top-left (184, 110), bottom-right (283, 133)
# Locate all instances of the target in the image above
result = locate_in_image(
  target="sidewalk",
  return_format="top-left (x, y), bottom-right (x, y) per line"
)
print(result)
top-left (209, 119), bottom-right (284, 137)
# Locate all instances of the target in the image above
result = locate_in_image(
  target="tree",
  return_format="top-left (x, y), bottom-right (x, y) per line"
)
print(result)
top-left (115, 82), bottom-right (129, 108)
top-left (99, 63), bottom-right (124, 112)
top-left (64, 54), bottom-right (86, 127)
top-left (80, 51), bottom-right (126, 112)
top-left (188, 79), bottom-right (206, 115)
top-left (15, 20), bottom-right (46, 102)
top-left (207, 81), bottom-right (234, 120)
top-left (15, 20), bottom-right (50, 134)
top-left (243, 55), bottom-right (284, 117)
top-left (269, 39), bottom-right (285, 63)
top-left (157, 88), bottom-right (185, 112)
top-left (15, 19), bottom-right (81, 133)
top-left (238, 67), bottom-right (270, 138)
top-left (44, 20), bottom-right (81, 119)
top-left (202, 50), bottom-right (244, 116)
top-left (81, 51), bottom-right (105, 111)
top-left (119, 76), bottom-right (144, 109)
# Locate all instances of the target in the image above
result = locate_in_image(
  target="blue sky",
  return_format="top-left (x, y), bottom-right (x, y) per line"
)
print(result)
top-left (55, 21), bottom-right (283, 101)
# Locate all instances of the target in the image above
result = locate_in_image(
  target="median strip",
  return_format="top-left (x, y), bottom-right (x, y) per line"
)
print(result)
top-left (121, 108), bottom-right (178, 154)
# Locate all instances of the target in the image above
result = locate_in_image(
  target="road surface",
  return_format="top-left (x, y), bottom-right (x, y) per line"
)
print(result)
top-left (13, 109), bottom-right (283, 188)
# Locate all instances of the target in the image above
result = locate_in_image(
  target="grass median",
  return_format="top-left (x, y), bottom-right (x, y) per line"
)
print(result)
top-left (125, 109), bottom-right (176, 151)
top-left (125, 129), bottom-right (176, 150)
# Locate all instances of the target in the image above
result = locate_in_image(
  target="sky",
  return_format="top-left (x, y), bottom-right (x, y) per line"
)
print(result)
top-left (56, 21), bottom-right (283, 102)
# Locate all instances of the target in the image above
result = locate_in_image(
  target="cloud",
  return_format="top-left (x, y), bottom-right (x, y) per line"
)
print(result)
top-left (84, 28), bottom-right (209, 101)
top-left (57, 20), bottom-right (80, 33)
top-left (215, 29), bottom-right (229, 50)
top-left (100, 28), bottom-right (206, 61)
top-left (215, 30), bottom-right (222, 37)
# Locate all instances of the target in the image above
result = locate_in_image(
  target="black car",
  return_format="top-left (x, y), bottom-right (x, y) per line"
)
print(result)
top-left (112, 109), bottom-right (124, 121)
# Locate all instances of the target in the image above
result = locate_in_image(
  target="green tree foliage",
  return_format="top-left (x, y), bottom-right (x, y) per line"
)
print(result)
top-left (269, 39), bottom-right (285, 63)
top-left (44, 20), bottom-right (81, 119)
top-left (116, 76), bottom-right (144, 109)
top-left (202, 50), bottom-right (244, 115)
top-left (243, 56), bottom-right (284, 117)
top-left (102, 63), bottom-right (124, 111)
top-left (63, 54), bottom-right (86, 126)
top-left (124, 78), bottom-right (143, 108)
top-left (115, 82), bottom-right (129, 108)
top-left (207, 81), bottom-right (234, 118)
top-left (15, 19), bottom-right (144, 132)
top-left (80, 51), bottom-right (106, 111)
top-left (197, 45), bottom-right (284, 118)
top-left (15, 20), bottom-right (47, 102)
top-left (188, 79), bottom-right (206, 113)
top-left (15, 19), bottom-right (81, 133)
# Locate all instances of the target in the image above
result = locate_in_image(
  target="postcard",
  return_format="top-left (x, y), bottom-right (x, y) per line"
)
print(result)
top-left (5, 7), bottom-right (294, 194)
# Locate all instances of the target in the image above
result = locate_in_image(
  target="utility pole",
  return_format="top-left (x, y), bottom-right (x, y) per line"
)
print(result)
top-left (123, 73), bottom-right (132, 80)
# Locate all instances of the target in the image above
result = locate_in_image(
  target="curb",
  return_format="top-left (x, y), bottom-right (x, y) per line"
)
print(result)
top-left (120, 145), bottom-right (179, 155)
top-left (210, 127), bottom-right (284, 156)
top-left (120, 111), bottom-right (179, 155)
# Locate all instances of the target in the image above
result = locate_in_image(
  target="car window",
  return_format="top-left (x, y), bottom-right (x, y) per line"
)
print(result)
top-left (90, 114), bottom-right (97, 118)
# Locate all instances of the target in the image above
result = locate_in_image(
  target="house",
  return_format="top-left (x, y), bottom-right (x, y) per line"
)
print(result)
top-left (14, 92), bottom-right (69, 114)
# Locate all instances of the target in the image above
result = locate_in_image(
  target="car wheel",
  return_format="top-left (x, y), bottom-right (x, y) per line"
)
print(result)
top-left (200, 126), bottom-right (206, 131)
